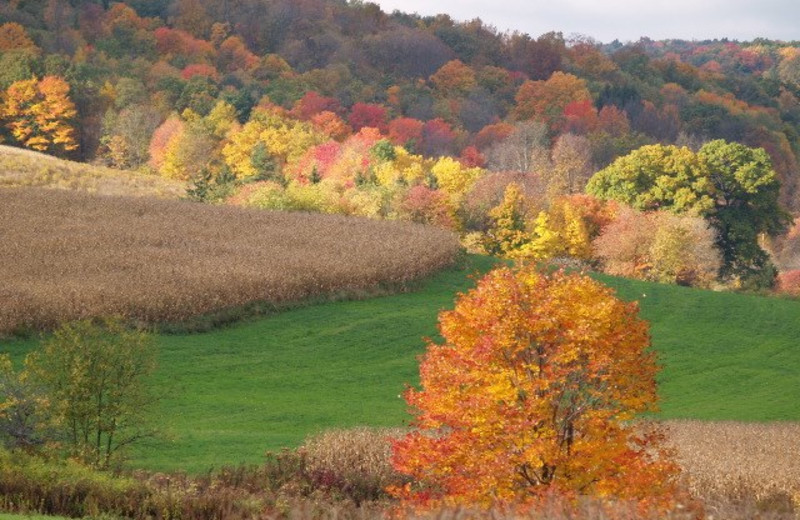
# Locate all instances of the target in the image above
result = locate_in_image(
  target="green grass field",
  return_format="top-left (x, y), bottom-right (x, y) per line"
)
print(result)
top-left (3, 255), bottom-right (799, 473)
top-left (0, 515), bottom-right (68, 520)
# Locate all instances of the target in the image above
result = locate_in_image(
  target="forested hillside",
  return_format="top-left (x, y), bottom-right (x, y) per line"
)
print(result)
top-left (2, 0), bottom-right (800, 288)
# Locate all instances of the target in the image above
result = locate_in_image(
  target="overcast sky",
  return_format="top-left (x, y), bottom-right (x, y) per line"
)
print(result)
top-left (370, 0), bottom-right (799, 43)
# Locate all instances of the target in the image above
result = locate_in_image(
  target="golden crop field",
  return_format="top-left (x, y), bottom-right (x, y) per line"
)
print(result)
top-left (0, 188), bottom-right (462, 335)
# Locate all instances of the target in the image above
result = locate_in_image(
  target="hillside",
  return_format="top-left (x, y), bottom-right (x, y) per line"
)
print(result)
top-left (0, 187), bottom-right (461, 335)
top-left (0, 145), bottom-right (186, 198)
top-left (4, 255), bottom-right (797, 473)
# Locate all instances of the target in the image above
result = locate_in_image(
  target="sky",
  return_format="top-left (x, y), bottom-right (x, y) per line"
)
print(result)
top-left (370, 0), bottom-right (799, 43)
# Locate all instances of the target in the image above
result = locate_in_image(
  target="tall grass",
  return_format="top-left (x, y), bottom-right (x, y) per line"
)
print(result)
top-left (0, 145), bottom-right (185, 199)
top-left (0, 188), bottom-right (462, 335)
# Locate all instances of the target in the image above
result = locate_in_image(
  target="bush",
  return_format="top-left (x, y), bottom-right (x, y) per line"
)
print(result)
top-left (594, 208), bottom-right (721, 287)
top-left (776, 269), bottom-right (800, 296)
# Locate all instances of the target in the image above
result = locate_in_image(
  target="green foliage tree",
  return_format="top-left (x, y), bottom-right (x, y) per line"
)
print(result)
top-left (586, 144), bottom-right (714, 214)
top-left (24, 318), bottom-right (158, 468)
top-left (698, 140), bottom-right (791, 285)
top-left (588, 141), bottom-right (789, 287)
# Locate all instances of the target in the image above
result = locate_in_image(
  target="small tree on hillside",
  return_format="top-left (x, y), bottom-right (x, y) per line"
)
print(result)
top-left (24, 318), bottom-right (158, 468)
top-left (390, 267), bottom-right (678, 510)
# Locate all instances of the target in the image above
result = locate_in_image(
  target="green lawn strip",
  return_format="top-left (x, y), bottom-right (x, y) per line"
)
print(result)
top-left (0, 515), bottom-right (69, 520)
top-left (3, 256), bottom-right (799, 474)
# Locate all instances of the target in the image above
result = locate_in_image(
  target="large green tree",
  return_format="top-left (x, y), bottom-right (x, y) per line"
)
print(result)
top-left (698, 140), bottom-right (791, 284)
top-left (586, 144), bottom-right (714, 214)
top-left (587, 141), bottom-right (790, 287)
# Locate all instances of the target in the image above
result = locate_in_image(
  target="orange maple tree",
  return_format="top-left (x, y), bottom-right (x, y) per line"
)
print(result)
top-left (390, 266), bottom-right (678, 511)
top-left (3, 76), bottom-right (78, 154)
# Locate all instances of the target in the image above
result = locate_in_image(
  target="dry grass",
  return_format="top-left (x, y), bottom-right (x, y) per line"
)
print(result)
top-left (301, 427), bottom-right (408, 504)
top-left (0, 145), bottom-right (185, 199)
top-left (0, 187), bottom-right (462, 335)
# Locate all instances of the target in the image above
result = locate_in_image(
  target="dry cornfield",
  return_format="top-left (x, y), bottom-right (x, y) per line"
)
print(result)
top-left (0, 145), bottom-right (186, 199)
top-left (665, 420), bottom-right (800, 519)
top-left (0, 187), bottom-right (462, 335)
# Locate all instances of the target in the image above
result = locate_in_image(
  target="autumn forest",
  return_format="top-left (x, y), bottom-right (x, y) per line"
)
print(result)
top-left (2, 0), bottom-right (800, 517)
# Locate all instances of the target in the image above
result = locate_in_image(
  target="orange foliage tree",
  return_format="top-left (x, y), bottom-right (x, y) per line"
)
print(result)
top-left (3, 76), bottom-right (78, 155)
top-left (391, 266), bottom-right (678, 510)
top-left (513, 72), bottom-right (591, 132)
top-left (0, 22), bottom-right (39, 53)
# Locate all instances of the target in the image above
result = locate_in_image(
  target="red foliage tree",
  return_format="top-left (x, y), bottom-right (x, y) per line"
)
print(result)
top-left (562, 99), bottom-right (599, 135)
top-left (387, 117), bottom-right (424, 146)
top-left (348, 102), bottom-right (388, 132)
top-left (458, 145), bottom-right (485, 168)
top-left (473, 122), bottom-right (514, 151)
top-left (776, 270), bottom-right (800, 296)
top-left (421, 118), bottom-right (457, 157)
top-left (291, 91), bottom-right (341, 121)
top-left (154, 27), bottom-right (214, 62)
top-left (398, 185), bottom-right (455, 229)
top-left (181, 63), bottom-right (220, 81)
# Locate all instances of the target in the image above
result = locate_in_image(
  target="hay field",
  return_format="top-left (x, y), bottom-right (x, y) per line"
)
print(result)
top-left (0, 188), bottom-right (461, 334)
top-left (0, 145), bottom-right (185, 198)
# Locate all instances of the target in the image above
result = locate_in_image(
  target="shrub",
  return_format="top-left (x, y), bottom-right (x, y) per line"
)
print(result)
top-left (594, 208), bottom-right (721, 287)
top-left (776, 269), bottom-right (800, 296)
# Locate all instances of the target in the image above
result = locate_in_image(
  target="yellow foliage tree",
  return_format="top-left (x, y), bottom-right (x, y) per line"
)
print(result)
top-left (373, 146), bottom-right (431, 186)
top-left (484, 183), bottom-right (529, 256)
top-left (223, 107), bottom-right (325, 179)
top-left (431, 156), bottom-right (483, 205)
top-left (3, 76), bottom-right (78, 155)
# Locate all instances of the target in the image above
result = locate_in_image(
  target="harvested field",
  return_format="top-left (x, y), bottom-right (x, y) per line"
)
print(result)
top-left (0, 145), bottom-right (185, 198)
top-left (0, 188), bottom-right (461, 334)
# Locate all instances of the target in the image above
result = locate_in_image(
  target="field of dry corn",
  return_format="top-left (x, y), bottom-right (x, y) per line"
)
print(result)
top-left (298, 421), bottom-right (800, 519)
top-left (666, 420), bottom-right (800, 519)
top-left (0, 145), bottom-right (185, 198)
top-left (0, 187), bottom-right (461, 335)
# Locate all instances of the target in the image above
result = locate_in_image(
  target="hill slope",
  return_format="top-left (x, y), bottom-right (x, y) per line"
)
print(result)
top-left (0, 145), bottom-right (185, 199)
top-left (6, 256), bottom-right (798, 472)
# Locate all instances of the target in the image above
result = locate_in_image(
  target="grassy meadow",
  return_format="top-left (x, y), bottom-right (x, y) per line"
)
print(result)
top-left (3, 255), bottom-right (799, 474)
